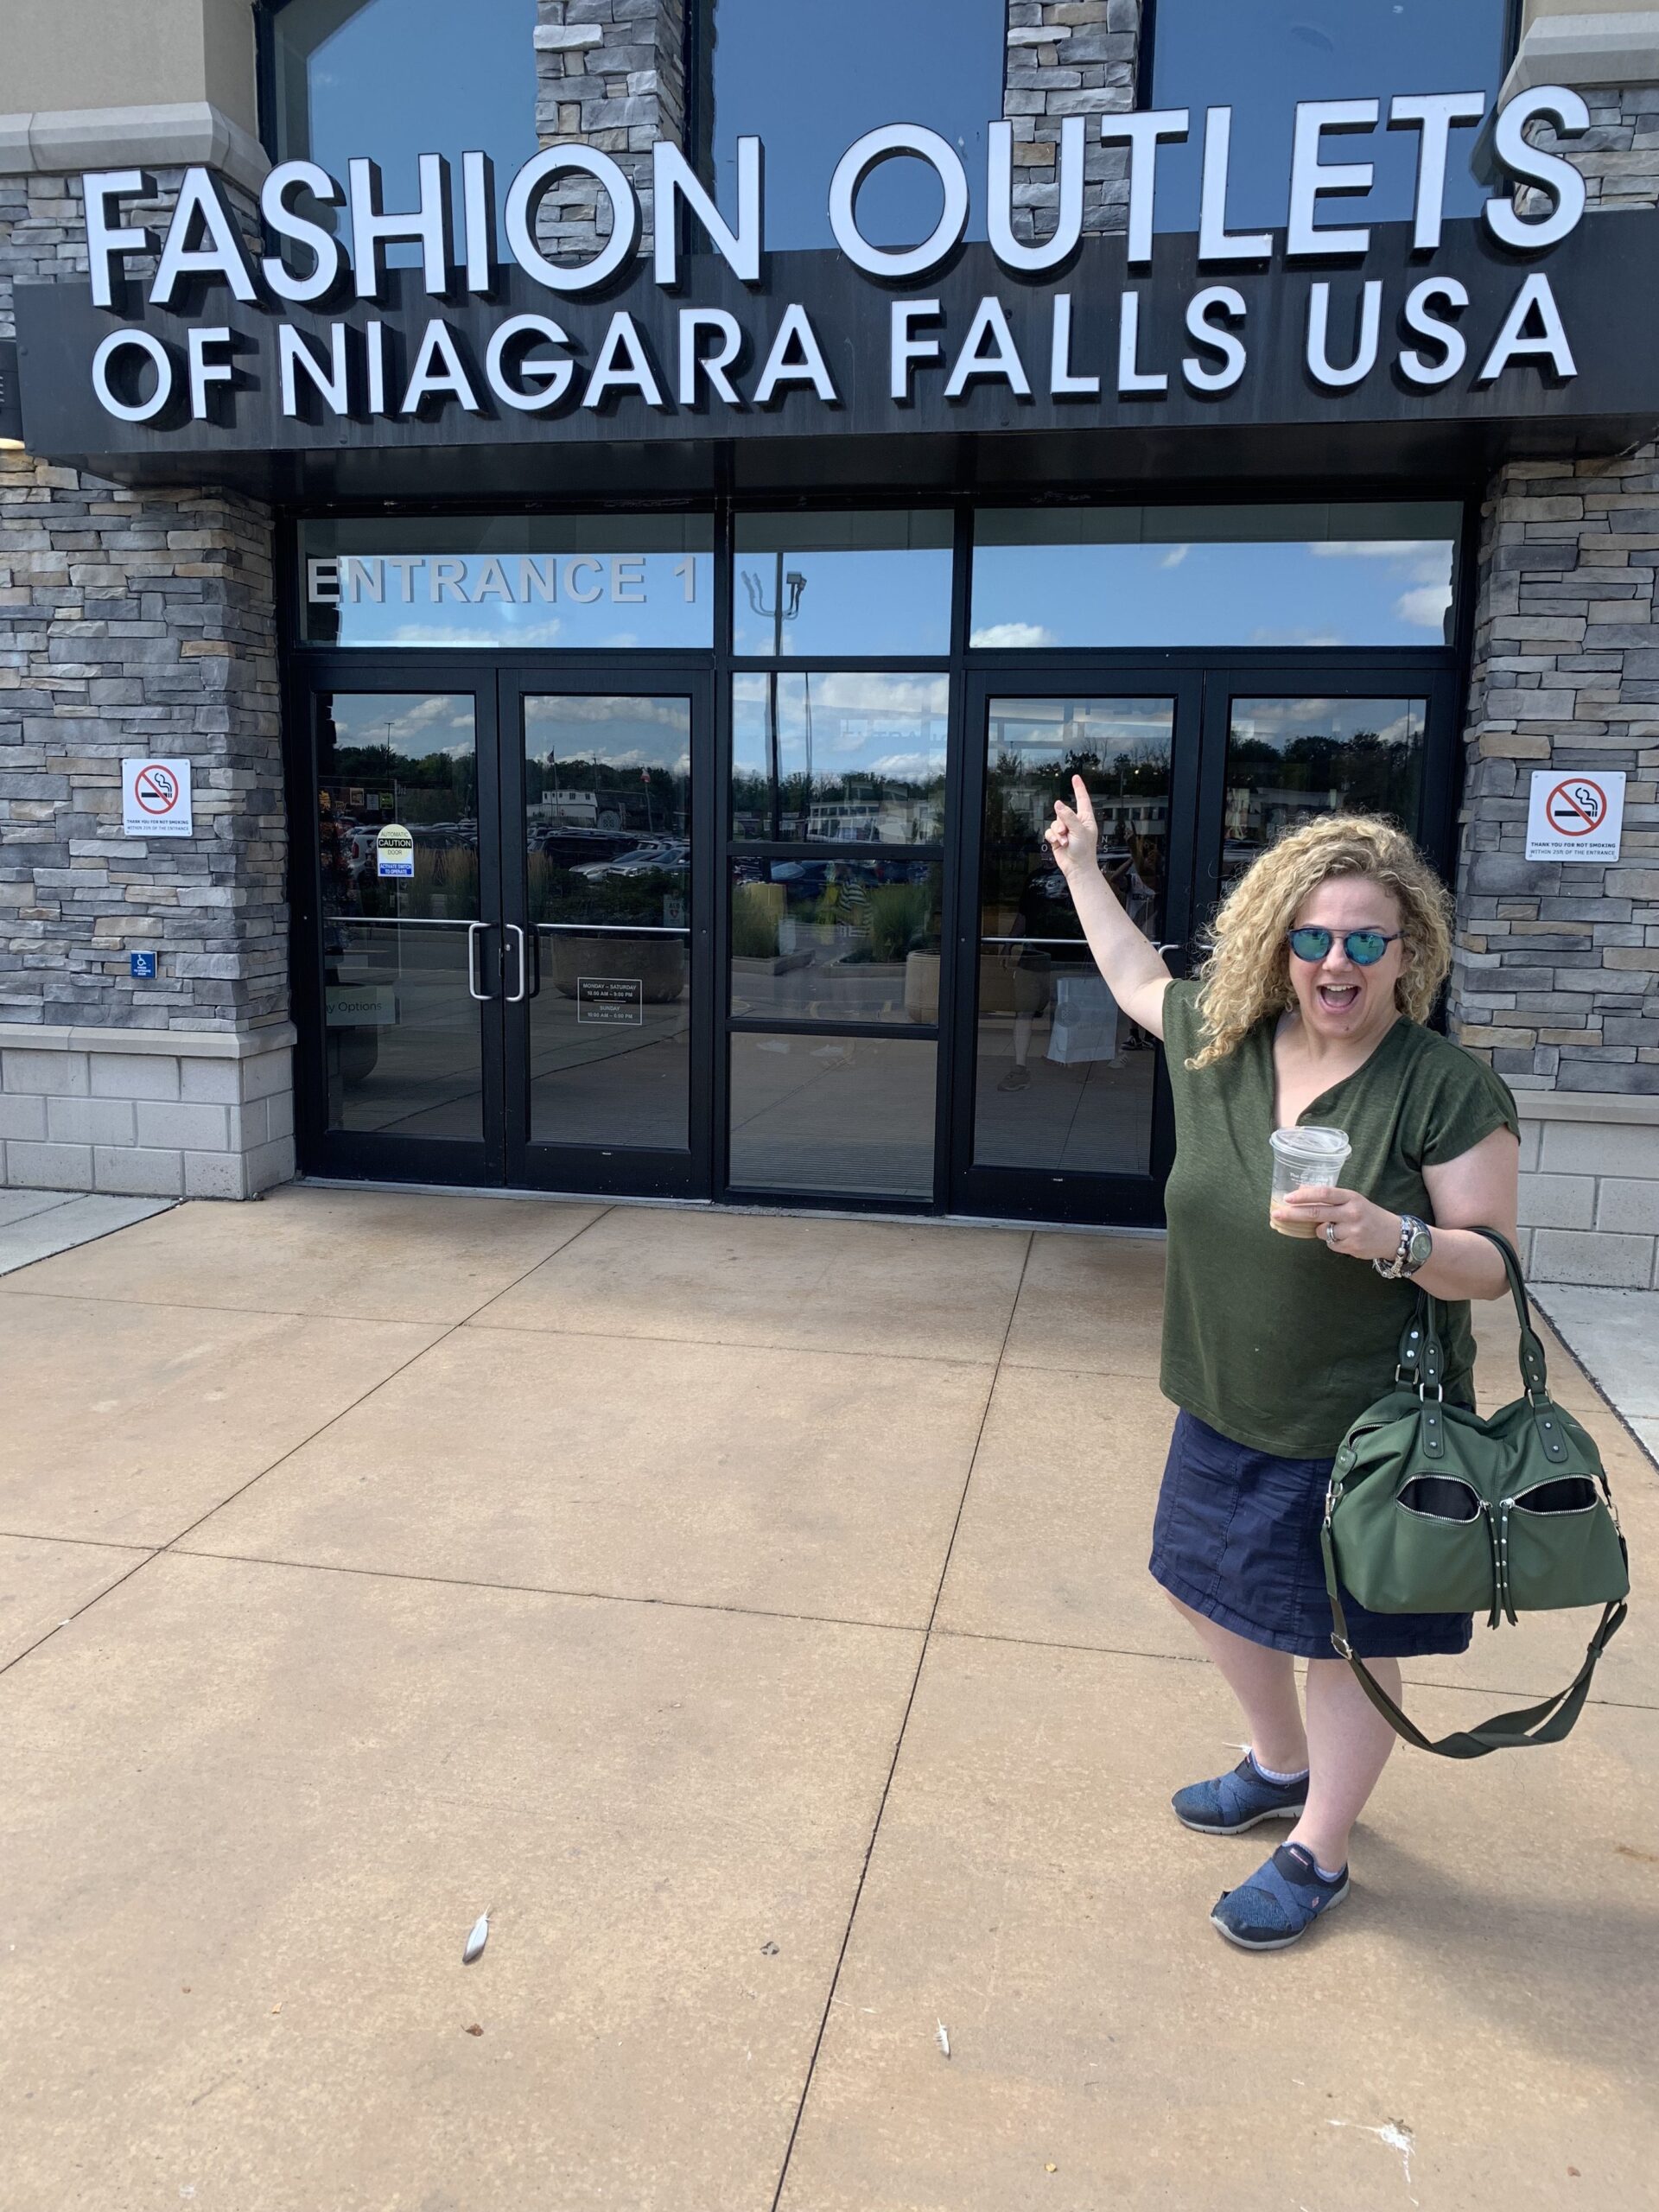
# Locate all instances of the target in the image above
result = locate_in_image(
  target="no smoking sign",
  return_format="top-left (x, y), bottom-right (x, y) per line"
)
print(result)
top-left (122, 756), bottom-right (194, 838)
top-left (1526, 769), bottom-right (1624, 862)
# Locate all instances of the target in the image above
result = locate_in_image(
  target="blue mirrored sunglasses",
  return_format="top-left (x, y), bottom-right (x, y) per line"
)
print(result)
top-left (1287, 926), bottom-right (1401, 967)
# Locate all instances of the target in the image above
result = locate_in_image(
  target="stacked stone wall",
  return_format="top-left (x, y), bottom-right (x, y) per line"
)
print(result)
top-left (1005, 0), bottom-right (1140, 244)
top-left (0, 167), bottom-right (291, 1197)
top-left (1567, 83), bottom-right (1659, 206)
top-left (535, 0), bottom-right (686, 249)
top-left (1451, 92), bottom-right (1659, 1286)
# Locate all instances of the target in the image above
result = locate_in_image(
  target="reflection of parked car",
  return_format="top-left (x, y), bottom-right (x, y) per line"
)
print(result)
top-left (538, 828), bottom-right (636, 868)
top-left (575, 837), bottom-right (690, 880)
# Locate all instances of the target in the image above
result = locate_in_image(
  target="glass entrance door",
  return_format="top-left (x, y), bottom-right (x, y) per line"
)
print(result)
top-left (946, 671), bottom-right (1203, 1224)
top-left (293, 664), bottom-right (712, 1195)
top-left (500, 673), bottom-right (714, 1198)
top-left (302, 673), bottom-right (505, 1185)
top-left (1193, 667), bottom-right (1459, 925)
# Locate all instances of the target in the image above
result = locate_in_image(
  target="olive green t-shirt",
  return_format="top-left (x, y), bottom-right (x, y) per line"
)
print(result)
top-left (1159, 982), bottom-right (1520, 1459)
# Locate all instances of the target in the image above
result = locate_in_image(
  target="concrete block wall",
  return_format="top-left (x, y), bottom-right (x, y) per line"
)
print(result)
top-left (1518, 1103), bottom-right (1659, 1285)
top-left (0, 1023), bottom-right (296, 1198)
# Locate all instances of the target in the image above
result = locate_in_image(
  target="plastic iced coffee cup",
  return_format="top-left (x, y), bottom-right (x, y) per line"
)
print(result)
top-left (1268, 1125), bottom-right (1351, 1237)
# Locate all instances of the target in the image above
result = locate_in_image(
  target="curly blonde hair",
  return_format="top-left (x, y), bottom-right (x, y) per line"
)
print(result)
top-left (1188, 814), bottom-right (1453, 1070)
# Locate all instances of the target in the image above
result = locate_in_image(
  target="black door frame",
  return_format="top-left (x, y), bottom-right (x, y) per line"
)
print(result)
top-left (282, 484), bottom-right (1471, 1217)
top-left (942, 649), bottom-right (1465, 1225)
top-left (289, 651), bottom-right (716, 1194)
top-left (497, 664), bottom-right (716, 1200)
top-left (945, 663), bottom-right (1205, 1228)
top-left (289, 652), bottom-right (508, 1189)
top-left (1191, 657), bottom-right (1468, 927)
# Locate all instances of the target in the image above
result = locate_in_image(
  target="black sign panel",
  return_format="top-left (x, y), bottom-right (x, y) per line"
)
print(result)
top-left (576, 976), bottom-right (645, 1027)
top-left (13, 219), bottom-right (1659, 493)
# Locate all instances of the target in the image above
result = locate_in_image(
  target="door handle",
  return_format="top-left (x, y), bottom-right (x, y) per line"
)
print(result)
top-left (467, 920), bottom-right (493, 1001)
top-left (505, 924), bottom-right (529, 1004)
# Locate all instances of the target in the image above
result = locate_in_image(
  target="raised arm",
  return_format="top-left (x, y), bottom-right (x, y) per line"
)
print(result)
top-left (1044, 775), bottom-right (1174, 1040)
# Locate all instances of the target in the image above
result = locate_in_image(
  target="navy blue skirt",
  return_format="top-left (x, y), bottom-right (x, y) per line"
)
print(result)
top-left (1150, 1410), bottom-right (1473, 1661)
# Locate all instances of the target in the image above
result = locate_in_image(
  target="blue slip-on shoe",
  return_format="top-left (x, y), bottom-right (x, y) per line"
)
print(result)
top-left (1172, 1754), bottom-right (1309, 1836)
top-left (1211, 1842), bottom-right (1350, 1950)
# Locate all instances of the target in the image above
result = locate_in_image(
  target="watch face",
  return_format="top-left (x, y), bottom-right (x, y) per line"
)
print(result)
top-left (1407, 1225), bottom-right (1433, 1269)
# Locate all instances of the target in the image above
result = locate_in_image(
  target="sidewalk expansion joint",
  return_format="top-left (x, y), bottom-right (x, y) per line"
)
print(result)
top-left (767, 1230), bottom-right (1036, 2212)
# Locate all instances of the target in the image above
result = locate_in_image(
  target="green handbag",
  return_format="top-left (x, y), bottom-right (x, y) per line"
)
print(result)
top-left (1321, 1227), bottom-right (1630, 1759)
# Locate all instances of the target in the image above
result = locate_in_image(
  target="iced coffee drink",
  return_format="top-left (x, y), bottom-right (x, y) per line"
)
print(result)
top-left (1268, 1125), bottom-right (1351, 1237)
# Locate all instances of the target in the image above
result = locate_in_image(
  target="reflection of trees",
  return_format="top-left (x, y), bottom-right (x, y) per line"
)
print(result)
top-left (982, 739), bottom-right (1172, 909)
top-left (1227, 727), bottom-right (1419, 819)
top-left (322, 741), bottom-right (477, 823)
top-left (525, 748), bottom-right (689, 836)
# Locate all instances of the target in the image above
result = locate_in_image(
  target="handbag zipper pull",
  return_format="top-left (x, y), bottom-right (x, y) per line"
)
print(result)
top-left (1497, 1498), bottom-right (1519, 1627)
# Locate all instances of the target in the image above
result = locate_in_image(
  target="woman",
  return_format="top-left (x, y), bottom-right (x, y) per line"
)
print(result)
top-left (1045, 789), bottom-right (1520, 1952)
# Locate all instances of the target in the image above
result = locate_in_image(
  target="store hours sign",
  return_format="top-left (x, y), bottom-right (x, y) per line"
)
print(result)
top-left (12, 85), bottom-right (1659, 466)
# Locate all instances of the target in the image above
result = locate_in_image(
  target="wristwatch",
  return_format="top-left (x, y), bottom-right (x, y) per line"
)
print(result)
top-left (1375, 1214), bottom-right (1433, 1281)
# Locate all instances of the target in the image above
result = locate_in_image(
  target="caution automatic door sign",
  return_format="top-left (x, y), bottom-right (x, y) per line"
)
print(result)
top-left (375, 823), bottom-right (415, 879)
top-left (1525, 770), bottom-right (1625, 862)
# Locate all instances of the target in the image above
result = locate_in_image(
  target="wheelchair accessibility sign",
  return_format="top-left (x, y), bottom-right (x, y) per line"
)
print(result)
top-left (1526, 772), bottom-right (1624, 862)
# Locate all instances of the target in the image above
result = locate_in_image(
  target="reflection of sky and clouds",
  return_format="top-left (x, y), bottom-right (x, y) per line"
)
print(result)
top-left (734, 671), bottom-right (950, 835)
top-left (988, 696), bottom-right (1175, 766)
top-left (325, 690), bottom-right (475, 761)
top-left (972, 505), bottom-right (1459, 649)
top-left (706, 0), bottom-right (1004, 252)
top-left (1231, 696), bottom-right (1428, 757)
top-left (734, 514), bottom-right (954, 657)
top-left (1150, 0), bottom-right (1510, 233)
top-left (525, 694), bottom-right (692, 789)
top-left (274, 0), bottom-right (537, 261)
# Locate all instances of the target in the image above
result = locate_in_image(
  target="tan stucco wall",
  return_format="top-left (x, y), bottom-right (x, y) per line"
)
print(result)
top-left (0, 0), bottom-right (257, 136)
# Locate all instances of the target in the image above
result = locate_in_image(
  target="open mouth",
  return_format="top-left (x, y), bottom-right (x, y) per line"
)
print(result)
top-left (1316, 982), bottom-right (1360, 1013)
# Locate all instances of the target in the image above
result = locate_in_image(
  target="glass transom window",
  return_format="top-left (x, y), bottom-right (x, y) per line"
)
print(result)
top-left (971, 504), bottom-right (1461, 651)
top-left (732, 512), bottom-right (953, 657)
top-left (267, 0), bottom-right (537, 261)
top-left (299, 517), bottom-right (715, 650)
top-left (695, 0), bottom-right (1006, 251)
top-left (1146, 0), bottom-right (1512, 234)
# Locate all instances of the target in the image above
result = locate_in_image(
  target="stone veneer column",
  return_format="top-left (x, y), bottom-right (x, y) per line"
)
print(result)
top-left (534, 0), bottom-right (686, 251)
top-left (0, 166), bottom-right (295, 1201)
top-left (1004, 1), bottom-right (1141, 243)
top-left (1450, 75), bottom-right (1659, 1287)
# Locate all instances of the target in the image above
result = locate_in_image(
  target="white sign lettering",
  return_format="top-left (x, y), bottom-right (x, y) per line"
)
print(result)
top-left (70, 84), bottom-right (1599, 435)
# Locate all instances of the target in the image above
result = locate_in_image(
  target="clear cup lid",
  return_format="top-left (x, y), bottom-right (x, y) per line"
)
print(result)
top-left (1269, 1123), bottom-right (1351, 1158)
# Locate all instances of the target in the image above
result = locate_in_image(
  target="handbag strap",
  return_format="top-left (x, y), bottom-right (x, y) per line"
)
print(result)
top-left (1395, 1225), bottom-right (1549, 1402)
top-left (1467, 1225), bottom-right (1550, 1397)
top-left (1320, 1519), bottom-right (1628, 1757)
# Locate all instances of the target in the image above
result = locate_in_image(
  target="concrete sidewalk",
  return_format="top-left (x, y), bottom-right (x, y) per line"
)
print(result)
top-left (0, 1187), bottom-right (1654, 2212)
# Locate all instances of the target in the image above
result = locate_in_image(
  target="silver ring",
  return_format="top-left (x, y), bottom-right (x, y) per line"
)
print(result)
top-left (1325, 1223), bottom-right (1338, 1248)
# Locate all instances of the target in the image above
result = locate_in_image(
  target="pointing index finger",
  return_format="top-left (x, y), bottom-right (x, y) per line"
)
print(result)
top-left (1071, 775), bottom-right (1097, 824)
